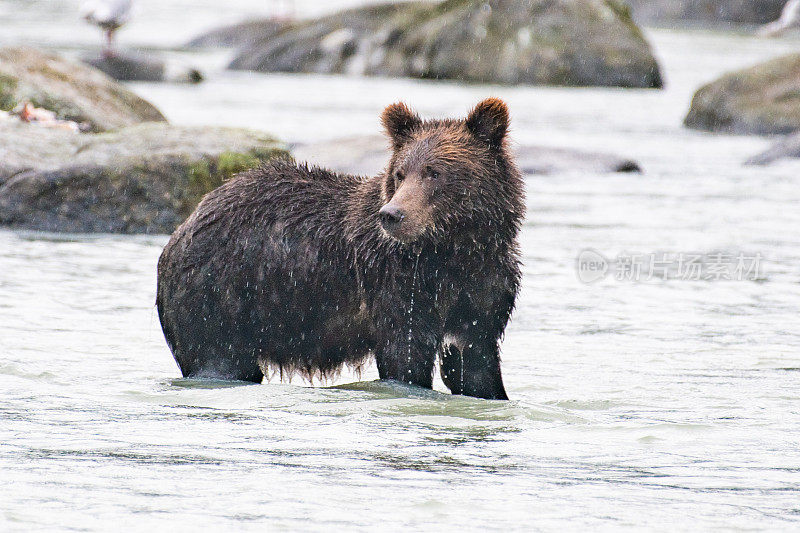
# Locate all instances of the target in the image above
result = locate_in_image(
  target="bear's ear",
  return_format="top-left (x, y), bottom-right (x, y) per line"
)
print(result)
top-left (465, 98), bottom-right (510, 149)
top-left (381, 102), bottom-right (422, 149)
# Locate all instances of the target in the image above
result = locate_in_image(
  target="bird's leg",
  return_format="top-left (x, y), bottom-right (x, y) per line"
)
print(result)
top-left (103, 28), bottom-right (116, 58)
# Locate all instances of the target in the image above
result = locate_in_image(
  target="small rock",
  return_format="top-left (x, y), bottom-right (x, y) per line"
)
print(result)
top-left (514, 145), bottom-right (642, 175)
top-left (685, 53), bottom-right (800, 135)
top-left (82, 52), bottom-right (204, 83)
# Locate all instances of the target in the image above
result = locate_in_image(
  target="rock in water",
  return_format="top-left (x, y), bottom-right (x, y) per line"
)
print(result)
top-left (625, 0), bottom-right (788, 26)
top-left (82, 52), bottom-right (204, 83)
top-left (0, 46), bottom-right (166, 132)
top-left (226, 0), bottom-right (663, 88)
top-left (514, 145), bottom-right (642, 174)
top-left (746, 132), bottom-right (800, 165)
top-left (684, 54), bottom-right (800, 135)
top-left (82, 52), bottom-right (163, 82)
top-left (0, 122), bottom-right (287, 234)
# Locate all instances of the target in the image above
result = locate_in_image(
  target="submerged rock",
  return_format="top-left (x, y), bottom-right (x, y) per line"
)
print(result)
top-left (291, 135), bottom-right (641, 176)
top-left (684, 54), bottom-right (800, 135)
top-left (83, 52), bottom-right (164, 82)
top-left (0, 46), bottom-right (166, 133)
top-left (225, 0), bottom-right (662, 88)
top-left (514, 145), bottom-right (642, 174)
top-left (746, 132), bottom-right (800, 165)
top-left (82, 52), bottom-right (204, 84)
top-left (626, 0), bottom-right (788, 26)
top-left (0, 122), bottom-right (287, 234)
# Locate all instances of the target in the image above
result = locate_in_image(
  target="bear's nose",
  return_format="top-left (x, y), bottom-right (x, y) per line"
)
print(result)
top-left (379, 205), bottom-right (405, 229)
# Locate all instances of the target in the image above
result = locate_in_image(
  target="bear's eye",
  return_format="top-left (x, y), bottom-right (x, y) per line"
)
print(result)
top-left (425, 166), bottom-right (439, 179)
top-left (393, 171), bottom-right (404, 189)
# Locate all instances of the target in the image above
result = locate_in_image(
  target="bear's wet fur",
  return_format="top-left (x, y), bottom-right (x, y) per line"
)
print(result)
top-left (156, 98), bottom-right (524, 400)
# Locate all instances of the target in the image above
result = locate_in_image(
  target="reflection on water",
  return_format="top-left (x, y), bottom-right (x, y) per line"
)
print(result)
top-left (1, 1), bottom-right (800, 530)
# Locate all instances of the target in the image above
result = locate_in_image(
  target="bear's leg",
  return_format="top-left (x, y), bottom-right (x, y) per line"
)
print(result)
top-left (439, 344), bottom-right (464, 395)
top-left (374, 317), bottom-right (439, 389)
top-left (177, 347), bottom-right (264, 383)
top-left (442, 292), bottom-right (511, 400)
top-left (375, 337), bottom-right (436, 389)
top-left (440, 338), bottom-right (507, 400)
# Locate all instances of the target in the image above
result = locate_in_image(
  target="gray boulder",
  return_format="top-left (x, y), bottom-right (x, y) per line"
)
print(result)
top-left (291, 135), bottom-right (641, 176)
top-left (227, 0), bottom-right (663, 88)
top-left (0, 46), bottom-right (166, 132)
top-left (685, 54), bottom-right (800, 135)
top-left (0, 122), bottom-right (287, 234)
top-left (625, 0), bottom-right (788, 26)
top-left (746, 132), bottom-right (800, 165)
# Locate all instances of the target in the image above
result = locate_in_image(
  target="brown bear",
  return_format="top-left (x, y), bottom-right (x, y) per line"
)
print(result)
top-left (156, 98), bottom-right (524, 400)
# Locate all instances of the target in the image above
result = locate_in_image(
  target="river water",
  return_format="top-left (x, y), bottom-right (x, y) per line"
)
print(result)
top-left (1, 1), bottom-right (800, 530)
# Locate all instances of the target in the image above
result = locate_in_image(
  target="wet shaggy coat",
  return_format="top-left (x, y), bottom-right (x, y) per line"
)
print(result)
top-left (156, 99), bottom-right (524, 399)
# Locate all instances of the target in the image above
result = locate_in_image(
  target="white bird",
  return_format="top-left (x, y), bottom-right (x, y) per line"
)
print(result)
top-left (81, 0), bottom-right (134, 56)
top-left (759, 0), bottom-right (800, 37)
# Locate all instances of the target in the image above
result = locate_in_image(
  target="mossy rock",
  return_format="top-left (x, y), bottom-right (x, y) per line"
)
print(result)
top-left (223, 0), bottom-right (662, 88)
top-left (0, 122), bottom-right (288, 234)
top-left (685, 54), bottom-right (800, 135)
top-left (0, 46), bottom-right (166, 132)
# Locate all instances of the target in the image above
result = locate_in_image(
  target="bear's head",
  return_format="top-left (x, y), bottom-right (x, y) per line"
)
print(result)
top-left (378, 98), bottom-right (523, 245)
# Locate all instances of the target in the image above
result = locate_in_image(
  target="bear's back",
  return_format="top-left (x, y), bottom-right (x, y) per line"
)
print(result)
top-left (198, 158), bottom-right (358, 230)
top-left (158, 159), bottom-right (368, 292)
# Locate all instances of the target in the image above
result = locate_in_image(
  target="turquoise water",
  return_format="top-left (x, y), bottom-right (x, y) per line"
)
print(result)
top-left (1, 1), bottom-right (800, 530)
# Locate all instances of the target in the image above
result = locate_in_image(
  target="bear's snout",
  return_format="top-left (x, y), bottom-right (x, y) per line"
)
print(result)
top-left (379, 177), bottom-right (433, 243)
top-left (379, 205), bottom-right (405, 230)
top-left (380, 202), bottom-right (417, 242)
